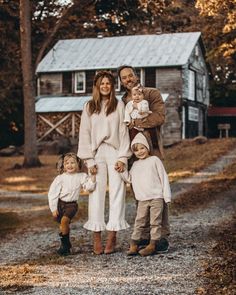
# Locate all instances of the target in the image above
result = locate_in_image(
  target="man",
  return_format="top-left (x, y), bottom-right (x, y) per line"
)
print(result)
top-left (118, 65), bottom-right (170, 253)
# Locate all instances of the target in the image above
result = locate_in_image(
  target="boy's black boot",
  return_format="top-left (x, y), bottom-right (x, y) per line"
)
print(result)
top-left (156, 237), bottom-right (169, 253)
top-left (57, 233), bottom-right (71, 256)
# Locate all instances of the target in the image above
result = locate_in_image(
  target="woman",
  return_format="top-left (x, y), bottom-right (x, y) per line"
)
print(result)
top-left (78, 71), bottom-right (131, 254)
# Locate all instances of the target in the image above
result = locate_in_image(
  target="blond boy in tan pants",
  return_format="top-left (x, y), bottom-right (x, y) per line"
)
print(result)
top-left (121, 133), bottom-right (171, 256)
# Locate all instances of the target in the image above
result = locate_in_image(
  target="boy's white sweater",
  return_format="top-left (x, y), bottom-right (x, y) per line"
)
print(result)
top-left (48, 172), bottom-right (96, 212)
top-left (78, 100), bottom-right (131, 167)
top-left (121, 156), bottom-right (171, 203)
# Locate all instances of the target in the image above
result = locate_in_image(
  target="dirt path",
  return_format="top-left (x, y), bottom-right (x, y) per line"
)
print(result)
top-left (0, 148), bottom-right (236, 295)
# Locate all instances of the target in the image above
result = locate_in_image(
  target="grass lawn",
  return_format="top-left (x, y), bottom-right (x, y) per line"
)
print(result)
top-left (0, 138), bottom-right (236, 194)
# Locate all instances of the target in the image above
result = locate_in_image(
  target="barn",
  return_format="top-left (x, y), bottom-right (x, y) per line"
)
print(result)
top-left (36, 32), bottom-right (210, 146)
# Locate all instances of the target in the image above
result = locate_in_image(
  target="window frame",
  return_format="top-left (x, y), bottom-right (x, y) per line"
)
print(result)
top-left (74, 71), bottom-right (86, 93)
top-left (140, 68), bottom-right (145, 85)
top-left (115, 74), bottom-right (121, 92)
top-left (188, 106), bottom-right (199, 122)
top-left (188, 69), bottom-right (196, 101)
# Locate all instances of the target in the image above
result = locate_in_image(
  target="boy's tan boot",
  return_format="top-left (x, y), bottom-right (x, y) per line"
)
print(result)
top-left (127, 240), bottom-right (139, 256)
top-left (104, 231), bottom-right (116, 254)
top-left (139, 240), bottom-right (156, 256)
top-left (93, 231), bottom-right (103, 255)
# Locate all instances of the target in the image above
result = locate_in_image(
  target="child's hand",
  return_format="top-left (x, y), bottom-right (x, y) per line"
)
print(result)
top-left (90, 174), bottom-right (96, 183)
top-left (114, 161), bottom-right (125, 173)
top-left (133, 102), bottom-right (138, 109)
top-left (52, 210), bottom-right (58, 218)
top-left (89, 165), bottom-right (98, 175)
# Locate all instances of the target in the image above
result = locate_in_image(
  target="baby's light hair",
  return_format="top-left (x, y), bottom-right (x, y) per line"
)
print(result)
top-left (56, 152), bottom-right (81, 174)
top-left (132, 85), bottom-right (144, 95)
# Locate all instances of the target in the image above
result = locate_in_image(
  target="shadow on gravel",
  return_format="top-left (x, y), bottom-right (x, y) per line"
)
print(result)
top-left (0, 212), bottom-right (21, 237)
top-left (0, 284), bottom-right (34, 294)
top-left (25, 253), bottom-right (71, 266)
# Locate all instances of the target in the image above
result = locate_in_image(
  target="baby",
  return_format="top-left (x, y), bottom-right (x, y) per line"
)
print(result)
top-left (124, 85), bottom-right (152, 131)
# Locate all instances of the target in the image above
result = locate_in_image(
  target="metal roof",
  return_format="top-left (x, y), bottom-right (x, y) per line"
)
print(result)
top-left (36, 32), bottom-right (201, 73)
top-left (36, 96), bottom-right (92, 113)
top-left (35, 93), bottom-right (169, 113)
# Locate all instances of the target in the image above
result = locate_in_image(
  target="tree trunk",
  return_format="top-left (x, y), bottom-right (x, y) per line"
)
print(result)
top-left (20, 0), bottom-right (41, 167)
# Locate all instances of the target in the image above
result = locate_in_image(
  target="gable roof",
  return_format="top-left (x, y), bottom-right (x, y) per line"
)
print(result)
top-left (36, 32), bottom-right (202, 73)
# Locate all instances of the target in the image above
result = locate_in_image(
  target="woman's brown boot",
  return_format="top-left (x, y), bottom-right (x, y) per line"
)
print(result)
top-left (93, 231), bottom-right (103, 255)
top-left (104, 231), bottom-right (116, 254)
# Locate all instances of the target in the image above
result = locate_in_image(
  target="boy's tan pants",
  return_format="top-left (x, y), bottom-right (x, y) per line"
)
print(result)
top-left (141, 202), bottom-right (170, 239)
top-left (131, 199), bottom-right (164, 241)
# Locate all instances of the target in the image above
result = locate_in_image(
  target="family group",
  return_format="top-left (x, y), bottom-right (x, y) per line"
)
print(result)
top-left (48, 66), bottom-right (171, 257)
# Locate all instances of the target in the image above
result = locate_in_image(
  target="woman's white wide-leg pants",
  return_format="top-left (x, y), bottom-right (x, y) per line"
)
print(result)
top-left (83, 143), bottom-right (130, 232)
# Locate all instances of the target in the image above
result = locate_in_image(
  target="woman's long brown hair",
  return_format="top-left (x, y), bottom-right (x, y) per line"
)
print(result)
top-left (87, 71), bottom-right (118, 116)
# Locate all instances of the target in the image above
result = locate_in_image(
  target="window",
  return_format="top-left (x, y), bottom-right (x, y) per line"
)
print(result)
top-left (182, 106), bottom-right (186, 139)
top-left (188, 70), bottom-right (195, 101)
top-left (188, 106), bottom-right (199, 122)
top-left (135, 68), bottom-right (145, 85)
top-left (110, 70), bottom-right (120, 91)
top-left (140, 68), bottom-right (145, 85)
top-left (39, 73), bottom-right (62, 95)
top-left (115, 76), bottom-right (121, 92)
top-left (75, 72), bottom-right (85, 93)
top-left (202, 75), bottom-right (206, 99)
top-left (113, 71), bottom-right (121, 92)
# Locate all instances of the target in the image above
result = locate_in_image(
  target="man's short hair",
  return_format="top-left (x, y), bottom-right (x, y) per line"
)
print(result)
top-left (117, 65), bottom-right (137, 79)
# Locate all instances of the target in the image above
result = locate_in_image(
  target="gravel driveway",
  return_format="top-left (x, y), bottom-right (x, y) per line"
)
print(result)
top-left (0, 148), bottom-right (236, 295)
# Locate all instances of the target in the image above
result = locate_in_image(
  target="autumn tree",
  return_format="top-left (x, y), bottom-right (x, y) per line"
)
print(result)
top-left (19, 0), bottom-right (41, 167)
top-left (0, 1), bottom-right (24, 148)
top-left (196, 0), bottom-right (236, 106)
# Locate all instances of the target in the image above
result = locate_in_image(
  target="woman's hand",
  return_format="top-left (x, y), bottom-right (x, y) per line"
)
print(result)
top-left (114, 161), bottom-right (125, 173)
top-left (89, 165), bottom-right (98, 175)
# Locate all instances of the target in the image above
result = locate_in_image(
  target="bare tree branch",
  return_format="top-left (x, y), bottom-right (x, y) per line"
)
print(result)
top-left (35, 0), bottom-right (95, 69)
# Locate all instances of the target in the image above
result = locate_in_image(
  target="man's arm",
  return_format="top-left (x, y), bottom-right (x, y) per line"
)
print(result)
top-left (133, 88), bottom-right (165, 129)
